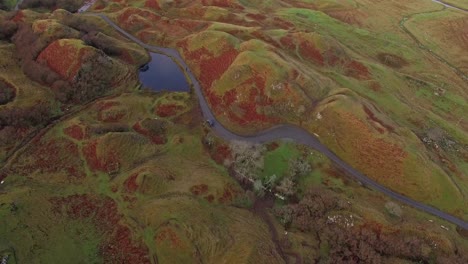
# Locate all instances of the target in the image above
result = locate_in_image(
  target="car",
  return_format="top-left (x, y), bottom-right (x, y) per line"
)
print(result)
top-left (206, 119), bottom-right (215, 127)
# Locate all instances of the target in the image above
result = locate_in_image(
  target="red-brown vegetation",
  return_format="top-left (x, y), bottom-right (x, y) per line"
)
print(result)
top-left (132, 121), bottom-right (166, 144)
top-left (267, 142), bottom-right (279, 151)
top-left (272, 17), bottom-right (294, 29)
top-left (333, 111), bottom-right (407, 181)
top-left (190, 184), bottom-right (209, 195)
top-left (63, 124), bottom-right (85, 140)
top-left (218, 183), bottom-right (240, 203)
top-left (17, 137), bottom-right (86, 180)
top-left (118, 8), bottom-right (161, 26)
top-left (50, 195), bottom-right (150, 263)
top-left (279, 35), bottom-right (296, 50)
top-left (246, 13), bottom-right (267, 22)
top-left (155, 227), bottom-right (184, 249)
top-left (210, 144), bottom-right (231, 165)
top-left (201, 0), bottom-right (244, 10)
top-left (199, 49), bottom-right (239, 89)
top-left (204, 194), bottom-right (214, 203)
top-left (96, 101), bottom-right (126, 123)
top-left (377, 53), bottom-right (408, 69)
top-left (344, 60), bottom-right (371, 80)
top-left (144, 0), bottom-right (160, 10)
top-left (82, 139), bottom-right (119, 172)
top-left (37, 40), bottom-right (90, 81)
top-left (222, 75), bottom-right (278, 126)
top-left (299, 41), bottom-right (324, 66)
top-left (363, 105), bottom-right (395, 134)
top-left (11, 11), bottom-right (25, 23)
top-left (155, 104), bottom-right (182, 117)
top-left (124, 172), bottom-right (139, 193)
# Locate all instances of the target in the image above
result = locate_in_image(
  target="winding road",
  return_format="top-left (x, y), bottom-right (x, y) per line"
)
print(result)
top-left (87, 13), bottom-right (468, 230)
top-left (432, 0), bottom-right (467, 12)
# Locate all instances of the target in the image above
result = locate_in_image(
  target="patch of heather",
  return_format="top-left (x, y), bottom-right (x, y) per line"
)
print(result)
top-left (267, 142), bottom-right (279, 151)
top-left (280, 35), bottom-right (296, 50)
top-left (299, 41), bottom-right (324, 66)
top-left (156, 104), bottom-right (181, 117)
top-left (363, 105), bottom-right (395, 133)
top-left (201, 0), bottom-right (244, 10)
top-left (63, 124), bottom-right (85, 140)
top-left (223, 75), bottom-right (278, 126)
top-left (132, 122), bottom-right (166, 144)
top-left (179, 19), bottom-right (209, 32)
top-left (118, 8), bottom-right (161, 25)
top-left (199, 48), bottom-right (239, 91)
top-left (204, 194), bottom-right (214, 203)
top-left (246, 13), bottom-right (267, 21)
top-left (344, 60), bottom-right (371, 80)
top-left (11, 11), bottom-right (25, 22)
top-left (217, 183), bottom-right (240, 204)
top-left (82, 140), bottom-right (101, 171)
top-left (50, 195), bottom-right (150, 263)
top-left (82, 139), bottom-right (119, 172)
top-left (16, 137), bottom-right (85, 179)
top-left (272, 17), bottom-right (294, 29)
top-left (211, 144), bottom-right (231, 165)
top-left (190, 184), bottom-right (209, 195)
top-left (144, 0), bottom-right (160, 10)
top-left (96, 101), bottom-right (126, 123)
top-left (124, 172), bottom-right (139, 193)
top-left (155, 227), bottom-right (184, 249)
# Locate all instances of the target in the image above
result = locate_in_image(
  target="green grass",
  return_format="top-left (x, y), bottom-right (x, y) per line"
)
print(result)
top-left (262, 142), bottom-right (300, 180)
top-left (3, 0), bottom-right (17, 10)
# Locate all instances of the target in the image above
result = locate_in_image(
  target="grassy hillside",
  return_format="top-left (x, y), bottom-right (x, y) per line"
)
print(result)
top-left (1, 0), bottom-right (468, 262)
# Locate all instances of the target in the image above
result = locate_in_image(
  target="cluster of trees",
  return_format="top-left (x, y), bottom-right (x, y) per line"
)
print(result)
top-left (19, 0), bottom-right (85, 12)
top-left (0, 102), bottom-right (54, 147)
top-left (0, 102), bottom-right (52, 127)
top-left (228, 141), bottom-right (311, 197)
top-left (88, 124), bottom-right (130, 135)
top-left (12, 22), bottom-right (73, 101)
top-left (274, 187), bottom-right (468, 263)
top-left (82, 30), bottom-right (150, 67)
top-left (0, 20), bottom-right (17, 40)
top-left (83, 31), bottom-right (124, 57)
top-left (9, 16), bottom-right (132, 103)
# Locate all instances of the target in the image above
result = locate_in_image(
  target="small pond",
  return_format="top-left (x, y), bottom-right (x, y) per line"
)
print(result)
top-left (139, 52), bottom-right (190, 92)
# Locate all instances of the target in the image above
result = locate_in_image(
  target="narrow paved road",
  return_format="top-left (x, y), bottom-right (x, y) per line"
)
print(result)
top-left (89, 13), bottom-right (468, 230)
top-left (432, 0), bottom-right (467, 12)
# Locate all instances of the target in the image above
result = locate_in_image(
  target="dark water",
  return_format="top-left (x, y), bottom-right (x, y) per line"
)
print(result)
top-left (139, 52), bottom-right (190, 92)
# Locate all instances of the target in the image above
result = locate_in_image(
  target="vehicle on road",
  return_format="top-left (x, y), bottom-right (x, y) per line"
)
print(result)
top-left (206, 119), bottom-right (215, 127)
